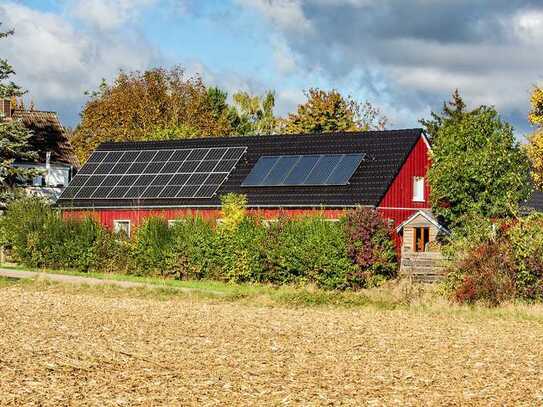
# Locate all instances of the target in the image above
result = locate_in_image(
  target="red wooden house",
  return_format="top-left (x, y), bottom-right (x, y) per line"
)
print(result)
top-left (58, 129), bottom-right (431, 249)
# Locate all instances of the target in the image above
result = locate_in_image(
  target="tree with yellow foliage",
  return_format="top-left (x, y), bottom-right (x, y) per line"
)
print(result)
top-left (526, 86), bottom-right (543, 189)
top-left (281, 88), bottom-right (387, 134)
top-left (71, 67), bottom-right (236, 162)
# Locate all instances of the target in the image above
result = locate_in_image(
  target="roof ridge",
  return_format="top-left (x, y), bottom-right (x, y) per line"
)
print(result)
top-left (12, 109), bottom-right (60, 115)
top-left (99, 128), bottom-right (424, 147)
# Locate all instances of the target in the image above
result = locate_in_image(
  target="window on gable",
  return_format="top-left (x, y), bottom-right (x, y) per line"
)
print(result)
top-left (413, 176), bottom-right (425, 202)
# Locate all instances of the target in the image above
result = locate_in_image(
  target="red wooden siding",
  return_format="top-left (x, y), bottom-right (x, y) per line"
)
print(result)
top-left (62, 207), bottom-right (347, 232)
top-left (378, 136), bottom-right (431, 247)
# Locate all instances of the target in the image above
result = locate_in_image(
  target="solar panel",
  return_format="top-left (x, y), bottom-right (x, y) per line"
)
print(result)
top-left (95, 162), bottom-right (113, 175)
top-left (326, 154), bottom-right (365, 185)
top-left (261, 156), bottom-right (299, 186)
top-left (283, 155), bottom-right (320, 185)
top-left (241, 156), bottom-right (278, 186)
top-left (60, 146), bottom-right (247, 200)
top-left (87, 151), bottom-right (108, 163)
top-left (92, 186), bottom-right (114, 199)
top-left (119, 151), bottom-right (140, 162)
top-left (104, 151), bottom-right (124, 162)
top-left (304, 155), bottom-right (343, 185)
top-left (60, 186), bottom-right (79, 199)
top-left (242, 153), bottom-right (365, 187)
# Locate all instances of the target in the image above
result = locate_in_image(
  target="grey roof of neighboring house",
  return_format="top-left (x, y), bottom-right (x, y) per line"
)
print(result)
top-left (11, 109), bottom-right (79, 168)
top-left (523, 191), bottom-right (543, 213)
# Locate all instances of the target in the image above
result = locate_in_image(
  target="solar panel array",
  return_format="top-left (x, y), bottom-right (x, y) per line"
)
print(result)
top-left (242, 153), bottom-right (365, 187)
top-left (60, 147), bottom-right (247, 200)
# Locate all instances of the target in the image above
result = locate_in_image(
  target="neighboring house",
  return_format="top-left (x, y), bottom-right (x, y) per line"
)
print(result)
top-left (1, 98), bottom-right (79, 201)
top-left (57, 128), bottom-right (432, 248)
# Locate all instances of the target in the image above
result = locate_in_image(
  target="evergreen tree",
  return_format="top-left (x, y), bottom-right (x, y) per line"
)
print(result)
top-left (0, 24), bottom-right (24, 99)
top-left (0, 24), bottom-right (37, 205)
top-left (420, 89), bottom-right (476, 142)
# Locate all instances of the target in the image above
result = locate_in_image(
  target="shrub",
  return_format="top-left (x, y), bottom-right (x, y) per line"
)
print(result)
top-left (53, 217), bottom-right (104, 271)
top-left (343, 207), bottom-right (398, 288)
top-left (505, 215), bottom-right (543, 299)
top-left (2, 197), bottom-right (55, 267)
top-left (91, 231), bottom-right (132, 274)
top-left (2, 197), bottom-right (112, 272)
top-left (131, 217), bottom-right (173, 276)
top-left (2, 195), bottom-right (405, 292)
top-left (450, 238), bottom-right (517, 306)
top-left (164, 217), bottom-right (217, 280)
top-left (215, 216), bottom-right (267, 283)
top-left (445, 214), bottom-right (543, 305)
top-left (264, 216), bottom-right (357, 290)
top-left (219, 193), bottom-right (247, 232)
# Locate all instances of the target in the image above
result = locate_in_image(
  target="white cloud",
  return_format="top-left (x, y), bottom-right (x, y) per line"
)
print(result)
top-left (511, 9), bottom-right (543, 42)
top-left (0, 1), bottom-right (159, 124)
top-left (239, 0), bottom-right (543, 131)
top-left (69, 0), bottom-right (157, 31)
top-left (276, 88), bottom-right (305, 115)
top-left (272, 39), bottom-right (298, 75)
top-left (235, 0), bottom-right (312, 33)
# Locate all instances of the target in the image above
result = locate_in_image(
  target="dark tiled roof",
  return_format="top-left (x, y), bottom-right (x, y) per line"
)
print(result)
top-left (12, 109), bottom-right (79, 167)
top-left (58, 128), bottom-right (423, 209)
top-left (523, 191), bottom-right (543, 213)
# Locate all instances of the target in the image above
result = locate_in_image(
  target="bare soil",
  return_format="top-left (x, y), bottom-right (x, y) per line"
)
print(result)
top-left (1, 281), bottom-right (542, 406)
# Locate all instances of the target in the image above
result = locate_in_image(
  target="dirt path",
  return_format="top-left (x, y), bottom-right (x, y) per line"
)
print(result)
top-left (0, 268), bottom-right (223, 295)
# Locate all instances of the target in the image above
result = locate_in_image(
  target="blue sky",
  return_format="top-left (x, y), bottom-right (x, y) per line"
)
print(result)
top-left (1, 0), bottom-right (542, 137)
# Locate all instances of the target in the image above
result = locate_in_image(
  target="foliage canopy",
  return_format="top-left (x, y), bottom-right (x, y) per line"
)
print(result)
top-left (428, 105), bottom-right (530, 225)
top-left (281, 88), bottom-right (387, 134)
top-left (420, 89), bottom-right (474, 143)
top-left (526, 86), bottom-right (543, 189)
top-left (71, 67), bottom-right (237, 162)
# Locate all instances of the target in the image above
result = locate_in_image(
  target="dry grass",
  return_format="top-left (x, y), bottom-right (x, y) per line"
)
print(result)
top-left (1, 279), bottom-right (543, 406)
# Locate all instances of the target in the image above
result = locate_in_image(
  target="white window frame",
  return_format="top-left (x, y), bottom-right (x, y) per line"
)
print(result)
top-left (168, 219), bottom-right (185, 228)
top-left (262, 219), bottom-right (278, 227)
top-left (113, 220), bottom-right (131, 238)
top-left (32, 175), bottom-right (44, 187)
top-left (413, 176), bottom-right (425, 202)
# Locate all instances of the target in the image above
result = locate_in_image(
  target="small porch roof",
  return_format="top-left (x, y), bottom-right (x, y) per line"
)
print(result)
top-left (396, 210), bottom-right (450, 235)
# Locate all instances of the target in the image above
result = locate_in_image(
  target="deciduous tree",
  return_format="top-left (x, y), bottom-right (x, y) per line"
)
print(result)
top-left (526, 86), bottom-right (543, 189)
top-left (71, 67), bottom-right (236, 162)
top-left (231, 90), bottom-right (277, 135)
top-left (281, 88), bottom-right (387, 134)
top-left (428, 105), bottom-right (530, 226)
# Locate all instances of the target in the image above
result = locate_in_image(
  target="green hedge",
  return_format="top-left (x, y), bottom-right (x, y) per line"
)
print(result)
top-left (2, 195), bottom-right (398, 290)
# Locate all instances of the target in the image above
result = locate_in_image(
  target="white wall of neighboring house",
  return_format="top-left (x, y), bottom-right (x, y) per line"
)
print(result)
top-left (15, 163), bottom-right (71, 187)
top-left (46, 166), bottom-right (71, 187)
top-left (14, 162), bottom-right (72, 201)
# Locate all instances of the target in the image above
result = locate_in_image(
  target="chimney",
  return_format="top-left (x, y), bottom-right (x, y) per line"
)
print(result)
top-left (0, 98), bottom-right (12, 119)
